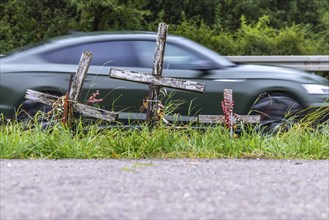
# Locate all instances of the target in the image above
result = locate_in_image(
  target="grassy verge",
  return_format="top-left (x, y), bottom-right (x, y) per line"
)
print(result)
top-left (1, 119), bottom-right (328, 160)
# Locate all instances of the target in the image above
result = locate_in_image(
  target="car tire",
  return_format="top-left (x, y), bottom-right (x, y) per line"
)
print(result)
top-left (251, 93), bottom-right (303, 133)
top-left (16, 100), bottom-right (52, 121)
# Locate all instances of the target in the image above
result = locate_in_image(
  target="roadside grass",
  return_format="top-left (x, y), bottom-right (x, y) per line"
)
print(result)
top-left (1, 117), bottom-right (328, 160)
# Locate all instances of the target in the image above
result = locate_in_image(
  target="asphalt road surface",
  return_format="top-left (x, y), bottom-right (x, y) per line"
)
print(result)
top-left (1, 159), bottom-right (328, 219)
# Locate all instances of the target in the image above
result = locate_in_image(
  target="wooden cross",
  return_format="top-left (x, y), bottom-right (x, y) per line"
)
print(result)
top-left (25, 51), bottom-right (118, 124)
top-left (198, 89), bottom-right (260, 137)
top-left (109, 23), bottom-right (205, 128)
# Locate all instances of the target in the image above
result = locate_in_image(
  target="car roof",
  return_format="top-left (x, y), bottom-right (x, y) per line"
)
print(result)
top-left (46, 31), bottom-right (190, 47)
top-left (6, 31), bottom-right (186, 56)
top-left (3, 31), bottom-right (235, 67)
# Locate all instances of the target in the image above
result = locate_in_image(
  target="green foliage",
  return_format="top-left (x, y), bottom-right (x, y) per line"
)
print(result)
top-left (0, 0), bottom-right (328, 57)
top-left (1, 103), bottom-right (328, 160)
top-left (69, 0), bottom-right (150, 31)
top-left (1, 120), bottom-right (328, 159)
top-left (171, 16), bottom-right (216, 48)
top-left (234, 16), bottom-right (325, 55)
top-left (171, 15), bottom-right (329, 56)
top-left (144, 0), bottom-right (222, 28)
top-left (0, 0), bottom-right (150, 53)
top-left (0, 0), bottom-right (72, 53)
top-left (236, 15), bottom-right (277, 55)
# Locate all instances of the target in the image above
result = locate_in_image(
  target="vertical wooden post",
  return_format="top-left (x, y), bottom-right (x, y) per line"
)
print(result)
top-left (146, 23), bottom-right (168, 128)
top-left (66, 50), bottom-right (92, 124)
top-left (62, 73), bottom-right (74, 124)
top-left (69, 51), bottom-right (93, 101)
top-left (222, 89), bottom-right (234, 138)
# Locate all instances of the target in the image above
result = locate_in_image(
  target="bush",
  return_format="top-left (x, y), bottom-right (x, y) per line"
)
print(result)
top-left (171, 15), bottom-right (329, 57)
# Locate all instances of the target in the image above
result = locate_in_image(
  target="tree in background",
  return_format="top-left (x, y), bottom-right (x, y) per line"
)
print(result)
top-left (145, 0), bottom-right (221, 28)
top-left (0, 0), bottom-right (328, 55)
top-left (0, 0), bottom-right (149, 53)
top-left (69, 0), bottom-right (150, 31)
top-left (0, 0), bottom-right (72, 53)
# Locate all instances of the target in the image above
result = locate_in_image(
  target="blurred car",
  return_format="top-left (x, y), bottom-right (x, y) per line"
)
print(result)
top-left (0, 32), bottom-right (328, 130)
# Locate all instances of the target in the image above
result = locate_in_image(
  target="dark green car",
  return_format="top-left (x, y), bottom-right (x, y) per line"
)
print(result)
top-left (1, 32), bottom-right (328, 129)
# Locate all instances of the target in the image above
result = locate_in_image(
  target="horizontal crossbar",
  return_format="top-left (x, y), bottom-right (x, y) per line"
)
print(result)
top-left (198, 115), bottom-right (261, 124)
top-left (109, 68), bottom-right (205, 93)
top-left (25, 89), bottom-right (118, 122)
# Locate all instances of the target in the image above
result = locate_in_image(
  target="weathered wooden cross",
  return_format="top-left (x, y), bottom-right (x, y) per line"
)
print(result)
top-left (25, 51), bottom-right (118, 124)
top-left (198, 89), bottom-right (260, 137)
top-left (109, 23), bottom-right (205, 128)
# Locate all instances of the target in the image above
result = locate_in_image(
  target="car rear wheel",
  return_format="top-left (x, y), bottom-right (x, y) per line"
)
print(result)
top-left (251, 93), bottom-right (303, 133)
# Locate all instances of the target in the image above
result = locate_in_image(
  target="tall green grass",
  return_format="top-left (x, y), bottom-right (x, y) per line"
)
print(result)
top-left (1, 118), bottom-right (328, 160)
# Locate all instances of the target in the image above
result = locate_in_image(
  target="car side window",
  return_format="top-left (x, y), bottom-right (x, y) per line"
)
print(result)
top-left (42, 41), bottom-right (137, 66)
top-left (133, 40), bottom-right (206, 69)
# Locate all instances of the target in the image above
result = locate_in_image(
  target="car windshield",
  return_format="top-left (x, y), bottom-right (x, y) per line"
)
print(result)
top-left (133, 40), bottom-right (205, 69)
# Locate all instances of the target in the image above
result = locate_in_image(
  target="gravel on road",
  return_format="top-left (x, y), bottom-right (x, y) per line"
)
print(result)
top-left (1, 159), bottom-right (328, 219)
